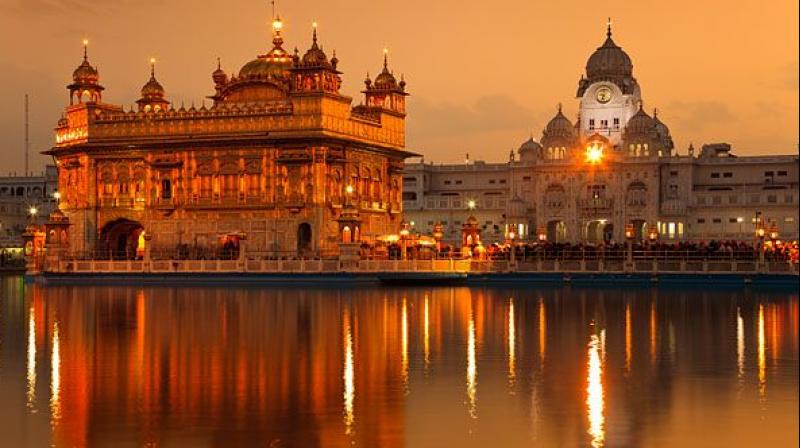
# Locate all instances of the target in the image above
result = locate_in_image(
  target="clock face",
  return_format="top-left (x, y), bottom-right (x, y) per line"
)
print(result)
top-left (595, 87), bottom-right (612, 104)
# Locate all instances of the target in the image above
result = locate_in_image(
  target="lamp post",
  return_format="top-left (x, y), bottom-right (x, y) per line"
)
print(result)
top-left (625, 223), bottom-right (634, 264)
top-left (756, 224), bottom-right (766, 264)
top-left (399, 220), bottom-right (410, 260)
top-left (508, 230), bottom-right (516, 265)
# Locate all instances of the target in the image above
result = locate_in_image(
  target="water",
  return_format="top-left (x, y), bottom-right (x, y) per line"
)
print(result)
top-left (0, 276), bottom-right (797, 448)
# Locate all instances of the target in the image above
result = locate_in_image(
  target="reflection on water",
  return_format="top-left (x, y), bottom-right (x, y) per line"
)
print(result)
top-left (50, 321), bottom-right (61, 424)
top-left (587, 329), bottom-right (605, 448)
top-left (466, 303), bottom-right (477, 420)
top-left (26, 304), bottom-right (36, 412)
top-left (0, 278), bottom-right (797, 448)
top-left (343, 307), bottom-right (355, 436)
top-left (507, 298), bottom-right (516, 390)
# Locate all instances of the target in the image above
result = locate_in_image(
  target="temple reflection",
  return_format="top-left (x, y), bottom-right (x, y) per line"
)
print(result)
top-left (0, 282), bottom-right (794, 448)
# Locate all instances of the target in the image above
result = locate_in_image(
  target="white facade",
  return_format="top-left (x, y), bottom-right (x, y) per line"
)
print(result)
top-left (403, 27), bottom-right (799, 244)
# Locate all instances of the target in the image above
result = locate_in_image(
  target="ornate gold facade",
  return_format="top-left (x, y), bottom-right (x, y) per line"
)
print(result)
top-left (48, 19), bottom-right (415, 258)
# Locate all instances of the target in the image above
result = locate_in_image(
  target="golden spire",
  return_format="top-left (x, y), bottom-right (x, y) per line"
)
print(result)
top-left (312, 21), bottom-right (318, 45)
top-left (607, 17), bottom-right (612, 38)
top-left (383, 47), bottom-right (389, 70)
top-left (150, 57), bottom-right (156, 78)
top-left (82, 38), bottom-right (89, 61)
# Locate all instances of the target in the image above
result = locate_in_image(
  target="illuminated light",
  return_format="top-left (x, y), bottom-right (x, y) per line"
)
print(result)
top-left (467, 200), bottom-right (476, 210)
top-left (52, 191), bottom-right (61, 200)
top-left (737, 217), bottom-right (744, 223)
top-left (625, 302), bottom-right (632, 374)
top-left (51, 322), bottom-right (61, 423)
top-left (272, 17), bottom-right (283, 31)
top-left (737, 307), bottom-right (745, 381)
top-left (650, 299), bottom-right (657, 365)
top-left (758, 304), bottom-right (766, 400)
top-left (538, 298), bottom-right (546, 361)
top-left (29, 206), bottom-right (38, 216)
top-left (508, 298), bottom-right (516, 390)
top-left (424, 295), bottom-right (430, 371)
top-left (26, 306), bottom-right (36, 412)
top-left (466, 308), bottom-right (477, 419)
top-left (150, 57), bottom-right (156, 65)
top-left (587, 331), bottom-right (605, 448)
top-left (585, 143), bottom-right (604, 164)
top-left (82, 38), bottom-right (89, 46)
top-left (312, 21), bottom-right (318, 28)
top-left (345, 185), bottom-right (354, 195)
top-left (343, 310), bottom-right (355, 434)
top-left (401, 297), bottom-right (409, 395)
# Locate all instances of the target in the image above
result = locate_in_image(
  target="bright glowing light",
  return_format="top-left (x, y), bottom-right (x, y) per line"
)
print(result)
top-left (53, 191), bottom-right (61, 200)
top-left (508, 298), bottom-right (516, 389)
top-left (82, 38), bottom-right (88, 46)
top-left (467, 200), bottom-right (476, 210)
top-left (343, 310), bottom-right (355, 434)
top-left (312, 21), bottom-right (318, 28)
top-left (401, 297), bottom-right (409, 395)
top-left (51, 322), bottom-right (61, 423)
top-left (538, 298), bottom-right (546, 361)
top-left (585, 143), bottom-right (604, 164)
top-left (587, 331), bottom-right (605, 448)
top-left (272, 17), bottom-right (283, 31)
top-left (625, 303), bottom-right (632, 374)
top-left (29, 206), bottom-right (38, 216)
top-left (150, 57), bottom-right (156, 65)
top-left (467, 309), bottom-right (477, 419)
top-left (737, 307), bottom-right (745, 381)
top-left (345, 185), bottom-right (354, 195)
top-left (758, 304), bottom-right (766, 400)
top-left (737, 217), bottom-right (744, 223)
top-left (26, 306), bottom-right (36, 412)
top-left (424, 295), bottom-right (430, 371)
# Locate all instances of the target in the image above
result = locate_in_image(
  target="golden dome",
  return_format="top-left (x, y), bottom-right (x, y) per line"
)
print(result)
top-left (239, 15), bottom-right (295, 79)
top-left (72, 41), bottom-right (99, 85)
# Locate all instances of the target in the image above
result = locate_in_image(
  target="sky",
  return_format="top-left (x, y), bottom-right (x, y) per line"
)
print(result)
top-left (0, 0), bottom-right (797, 173)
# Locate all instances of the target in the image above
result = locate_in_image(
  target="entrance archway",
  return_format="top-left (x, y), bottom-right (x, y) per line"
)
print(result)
top-left (99, 218), bottom-right (144, 259)
top-left (546, 220), bottom-right (567, 242)
top-left (297, 223), bottom-right (312, 257)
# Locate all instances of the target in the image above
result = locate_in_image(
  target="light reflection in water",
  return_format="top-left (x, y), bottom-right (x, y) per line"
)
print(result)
top-left (650, 299), bottom-right (657, 365)
top-left (508, 298), bottom-right (516, 390)
top-left (625, 302), bottom-right (632, 374)
top-left (424, 294), bottom-right (430, 372)
top-left (401, 297), bottom-right (409, 394)
top-left (758, 304), bottom-right (766, 400)
top-left (50, 321), bottom-right (61, 424)
top-left (26, 305), bottom-right (36, 412)
top-left (737, 307), bottom-right (745, 381)
top-left (467, 306), bottom-right (477, 419)
top-left (587, 329), bottom-right (606, 448)
top-left (538, 298), bottom-right (546, 362)
top-left (343, 309), bottom-right (355, 435)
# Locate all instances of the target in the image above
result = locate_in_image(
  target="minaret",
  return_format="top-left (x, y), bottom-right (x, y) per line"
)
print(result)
top-left (67, 39), bottom-right (104, 105)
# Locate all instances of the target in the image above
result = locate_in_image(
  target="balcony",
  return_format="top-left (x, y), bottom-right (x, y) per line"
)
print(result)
top-left (578, 198), bottom-right (614, 211)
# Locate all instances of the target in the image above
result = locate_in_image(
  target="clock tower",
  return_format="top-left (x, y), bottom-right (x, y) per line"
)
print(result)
top-left (576, 21), bottom-right (641, 147)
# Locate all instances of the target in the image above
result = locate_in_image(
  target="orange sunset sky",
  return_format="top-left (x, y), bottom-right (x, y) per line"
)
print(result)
top-left (0, 0), bottom-right (797, 172)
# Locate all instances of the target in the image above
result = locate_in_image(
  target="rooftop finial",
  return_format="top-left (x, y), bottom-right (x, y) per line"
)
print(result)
top-left (216, 57), bottom-right (221, 70)
top-left (653, 107), bottom-right (659, 118)
top-left (150, 57), bottom-right (156, 78)
top-left (82, 38), bottom-right (89, 61)
top-left (557, 102), bottom-right (562, 113)
top-left (607, 17), bottom-right (612, 38)
top-left (383, 48), bottom-right (389, 70)
top-left (312, 21), bottom-right (318, 45)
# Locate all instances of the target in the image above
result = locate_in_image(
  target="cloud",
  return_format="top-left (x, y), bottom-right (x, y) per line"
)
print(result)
top-left (407, 95), bottom-right (539, 139)
top-left (665, 100), bottom-right (736, 132)
top-left (1, 0), bottom-right (163, 17)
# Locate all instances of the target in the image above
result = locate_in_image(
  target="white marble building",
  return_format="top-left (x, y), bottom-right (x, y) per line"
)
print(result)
top-left (403, 25), bottom-right (798, 244)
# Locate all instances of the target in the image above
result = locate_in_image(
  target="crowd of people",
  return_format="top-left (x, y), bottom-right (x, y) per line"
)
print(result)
top-left (367, 239), bottom-right (799, 263)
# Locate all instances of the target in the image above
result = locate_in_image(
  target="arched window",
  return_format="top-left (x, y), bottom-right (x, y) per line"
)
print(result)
top-left (161, 179), bottom-right (172, 199)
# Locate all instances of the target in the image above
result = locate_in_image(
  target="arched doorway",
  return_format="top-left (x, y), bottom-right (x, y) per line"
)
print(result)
top-left (99, 218), bottom-right (144, 259)
top-left (546, 220), bottom-right (567, 242)
top-left (297, 223), bottom-right (312, 257)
